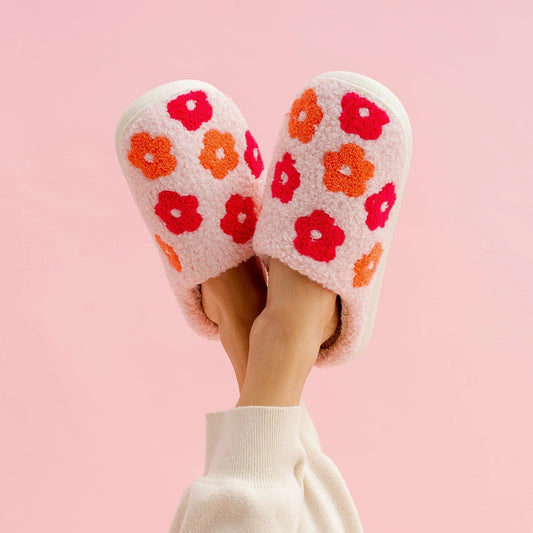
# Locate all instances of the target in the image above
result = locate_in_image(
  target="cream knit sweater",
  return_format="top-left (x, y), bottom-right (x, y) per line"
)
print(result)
top-left (169, 400), bottom-right (364, 532)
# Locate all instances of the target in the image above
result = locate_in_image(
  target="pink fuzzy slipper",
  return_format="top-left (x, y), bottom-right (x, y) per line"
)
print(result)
top-left (115, 80), bottom-right (265, 339)
top-left (253, 71), bottom-right (412, 367)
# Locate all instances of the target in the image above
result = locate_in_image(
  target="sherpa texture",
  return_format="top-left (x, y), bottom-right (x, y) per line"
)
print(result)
top-left (116, 81), bottom-right (265, 339)
top-left (253, 73), bottom-right (411, 367)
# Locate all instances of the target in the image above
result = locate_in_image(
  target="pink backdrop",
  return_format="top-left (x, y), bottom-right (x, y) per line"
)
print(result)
top-left (2, 1), bottom-right (532, 531)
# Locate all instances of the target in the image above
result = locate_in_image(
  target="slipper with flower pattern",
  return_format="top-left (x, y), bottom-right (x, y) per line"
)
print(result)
top-left (253, 71), bottom-right (412, 367)
top-left (115, 80), bottom-right (265, 339)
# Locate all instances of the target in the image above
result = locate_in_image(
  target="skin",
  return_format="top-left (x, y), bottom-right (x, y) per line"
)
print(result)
top-left (200, 256), bottom-right (340, 407)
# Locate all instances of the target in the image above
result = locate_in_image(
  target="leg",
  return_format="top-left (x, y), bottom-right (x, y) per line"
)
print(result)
top-left (200, 255), bottom-right (267, 393)
top-left (200, 255), bottom-right (339, 405)
top-left (236, 257), bottom-right (340, 407)
top-left (173, 258), bottom-right (364, 533)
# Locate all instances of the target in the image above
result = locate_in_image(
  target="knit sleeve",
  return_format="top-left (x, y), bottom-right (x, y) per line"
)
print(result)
top-left (297, 402), bottom-right (366, 533)
top-left (168, 405), bottom-right (306, 533)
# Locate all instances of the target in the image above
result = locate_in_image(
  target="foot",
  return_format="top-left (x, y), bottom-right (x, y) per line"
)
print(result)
top-left (235, 257), bottom-right (340, 407)
top-left (265, 257), bottom-right (340, 347)
top-left (200, 255), bottom-right (267, 391)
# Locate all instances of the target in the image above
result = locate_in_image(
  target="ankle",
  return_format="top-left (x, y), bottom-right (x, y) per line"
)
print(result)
top-left (263, 258), bottom-right (339, 344)
top-left (260, 298), bottom-right (337, 347)
top-left (249, 310), bottom-right (323, 377)
top-left (235, 311), bottom-right (318, 407)
top-left (258, 306), bottom-right (323, 347)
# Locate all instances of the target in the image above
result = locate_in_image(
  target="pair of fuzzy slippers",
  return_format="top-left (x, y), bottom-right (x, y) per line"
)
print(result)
top-left (115, 71), bottom-right (412, 367)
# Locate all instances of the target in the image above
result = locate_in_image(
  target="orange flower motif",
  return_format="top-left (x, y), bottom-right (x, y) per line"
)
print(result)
top-left (288, 88), bottom-right (323, 143)
top-left (199, 129), bottom-right (239, 180)
top-left (353, 242), bottom-right (383, 287)
top-left (127, 132), bottom-right (177, 180)
top-left (323, 143), bottom-right (375, 198)
top-left (155, 234), bottom-right (182, 272)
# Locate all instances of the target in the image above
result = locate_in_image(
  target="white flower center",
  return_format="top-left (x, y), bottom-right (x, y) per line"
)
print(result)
top-left (216, 147), bottom-right (225, 159)
top-left (186, 99), bottom-right (196, 111)
top-left (359, 107), bottom-right (370, 117)
top-left (170, 208), bottom-right (181, 218)
top-left (380, 201), bottom-right (389, 212)
top-left (144, 153), bottom-right (155, 163)
top-left (367, 260), bottom-right (375, 270)
top-left (310, 229), bottom-right (322, 240)
top-left (340, 165), bottom-right (352, 176)
top-left (253, 147), bottom-right (259, 159)
top-left (237, 212), bottom-right (247, 224)
top-left (298, 110), bottom-right (307, 122)
top-left (279, 172), bottom-right (289, 185)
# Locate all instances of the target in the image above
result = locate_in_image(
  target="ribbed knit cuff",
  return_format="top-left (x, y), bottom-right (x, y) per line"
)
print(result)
top-left (299, 401), bottom-right (322, 456)
top-left (203, 405), bottom-right (304, 487)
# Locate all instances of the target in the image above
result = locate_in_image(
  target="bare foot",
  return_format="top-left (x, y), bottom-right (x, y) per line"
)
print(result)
top-left (265, 257), bottom-right (340, 346)
top-left (200, 256), bottom-right (267, 392)
top-left (236, 257), bottom-right (340, 407)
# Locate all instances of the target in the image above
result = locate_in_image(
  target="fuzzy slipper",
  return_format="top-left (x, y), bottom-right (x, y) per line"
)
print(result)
top-left (253, 71), bottom-right (412, 367)
top-left (115, 80), bottom-right (265, 339)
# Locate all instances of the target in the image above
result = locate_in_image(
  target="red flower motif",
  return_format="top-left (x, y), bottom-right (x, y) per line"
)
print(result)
top-left (365, 182), bottom-right (397, 230)
top-left (294, 210), bottom-right (345, 262)
top-left (167, 90), bottom-right (213, 131)
top-left (271, 152), bottom-right (301, 203)
top-left (220, 194), bottom-right (257, 244)
top-left (244, 130), bottom-right (264, 179)
top-left (340, 92), bottom-right (390, 140)
top-left (154, 191), bottom-right (203, 235)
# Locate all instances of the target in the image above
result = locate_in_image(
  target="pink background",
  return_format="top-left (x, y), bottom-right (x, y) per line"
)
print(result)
top-left (1, 1), bottom-right (532, 531)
